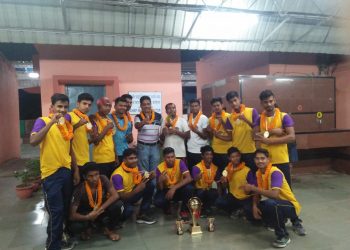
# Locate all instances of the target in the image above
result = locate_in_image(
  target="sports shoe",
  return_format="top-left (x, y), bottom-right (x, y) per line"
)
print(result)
top-left (136, 214), bottom-right (157, 225)
top-left (292, 222), bottom-right (307, 236)
top-left (272, 236), bottom-right (291, 248)
top-left (230, 209), bottom-right (244, 219)
top-left (61, 241), bottom-right (76, 250)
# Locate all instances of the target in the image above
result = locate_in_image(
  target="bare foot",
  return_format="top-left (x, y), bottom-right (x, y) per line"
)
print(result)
top-left (80, 228), bottom-right (92, 241)
top-left (104, 228), bottom-right (120, 241)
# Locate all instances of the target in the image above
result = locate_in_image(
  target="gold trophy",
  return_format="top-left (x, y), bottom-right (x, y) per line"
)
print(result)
top-left (188, 197), bottom-right (203, 235)
top-left (175, 219), bottom-right (184, 235)
top-left (207, 217), bottom-right (215, 232)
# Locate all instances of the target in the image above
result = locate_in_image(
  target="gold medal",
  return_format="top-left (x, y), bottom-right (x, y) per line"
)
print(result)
top-left (58, 117), bottom-right (65, 125)
top-left (263, 131), bottom-right (269, 138)
top-left (86, 122), bottom-right (92, 130)
top-left (222, 169), bottom-right (228, 177)
top-left (144, 171), bottom-right (150, 179)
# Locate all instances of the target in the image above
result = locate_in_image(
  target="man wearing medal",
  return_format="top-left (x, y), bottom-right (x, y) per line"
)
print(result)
top-left (68, 93), bottom-right (94, 179)
top-left (70, 162), bottom-right (123, 242)
top-left (253, 90), bottom-right (295, 187)
top-left (90, 97), bottom-right (117, 179)
top-left (186, 99), bottom-right (209, 173)
top-left (226, 91), bottom-right (259, 172)
top-left (30, 93), bottom-right (79, 250)
top-left (109, 97), bottom-right (133, 164)
top-left (161, 103), bottom-right (190, 159)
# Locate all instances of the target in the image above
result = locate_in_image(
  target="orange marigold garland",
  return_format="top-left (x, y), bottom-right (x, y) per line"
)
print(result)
top-left (140, 110), bottom-right (155, 124)
top-left (164, 161), bottom-right (178, 185)
top-left (72, 108), bottom-right (92, 131)
top-left (209, 111), bottom-right (226, 131)
top-left (49, 114), bottom-right (74, 141)
top-left (260, 108), bottom-right (281, 132)
top-left (188, 111), bottom-right (202, 130)
top-left (126, 111), bottom-right (133, 123)
top-left (95, 112), bottom-right (113, 135)
top-left (111, 111), bottom-right (128, 131)
top-left (121, 162), bottom-right (142, 184)
top-left (225, 162), bottom-right (246, 181)
top-left (200, 160), bottom-right (216, 186)
top-left (256, 163), bottom-right (273, 190)
top-left (166, 115), bottom-right (178, 128)
top-left (85, 178), bottom-right (102, 210)
top-left (231, 104), bottom-right (246, 121)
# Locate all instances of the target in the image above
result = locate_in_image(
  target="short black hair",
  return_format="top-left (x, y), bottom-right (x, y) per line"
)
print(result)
top-left (82, 162), bottom-right (99, 177)
top-left (165, 103), bottom-right (175, 111)
top-left (78, 93), bottom-right (94, 103)
top-left (163, 147), bottom-right (175, 156)
top-left (121, 94), bottom-right (133, 100)
top-left (259, 89), bottom-right (275, 101)
top-left (51, 93), bottom-right (69, 105)
top-left (210, 97), bottom-right (223, 105)
top-left (140, 95), bottom-right (151, 104)
top-left (227, 147), bottom-right (241, 156)
top-left (255, 148), bottom-right (270, 158)
top-left (189, 99), bottom-right (200, 105)
top-left (226, 91), bottom-right (239, 102)
top-left (200, 145), bottom-right (214, 155)
top-left (123, 148), bottom-right (137, 159)
top-left (114, 96), bottom-right (127, 105)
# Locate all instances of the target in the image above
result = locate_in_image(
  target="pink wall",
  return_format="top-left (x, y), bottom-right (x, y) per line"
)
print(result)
top-left (0, 55), bottom-right (20, 164)
top-left (269, 64), bottom-right (318, 75)
top-left (39, 60), bottom-right (182, 117)
top-left (334, 62), bottom-right (350, 129)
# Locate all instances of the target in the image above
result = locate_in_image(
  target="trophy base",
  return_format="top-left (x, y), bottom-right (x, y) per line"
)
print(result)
top-left (189, 225), bottom-right (203, 235)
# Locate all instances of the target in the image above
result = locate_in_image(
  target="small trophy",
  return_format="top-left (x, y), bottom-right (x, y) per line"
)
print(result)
top-left (188, 197), bottom-right (203, 235)
top-left (175, 219), bottom-right (184, 235)
top-left (207, 217), bottom-right (215, 232)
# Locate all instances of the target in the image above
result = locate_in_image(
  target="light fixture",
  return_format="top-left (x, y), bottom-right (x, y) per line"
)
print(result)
top-left (250, 75), bottom-right (267, 78)
top-left (190, 11), bottom-right (259, 40)
top-left (28, 72), bottom-right (39, 79)
top-left (275, 78), bottom-right (294, 82)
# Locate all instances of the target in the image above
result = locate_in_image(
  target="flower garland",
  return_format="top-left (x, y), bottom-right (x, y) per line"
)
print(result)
top-left (200, 160), bottom-right (216, 186)
top-left (126, 111), bottom-right (133, 123)
top-left (111, 111), bottom-right (128, 131)
top-left (72, 108), bottom-right (92, 131)
top-left (209, 111), bottom-right (225, 131)
top-left (95, 112), bottom-right (113, 135)
top-left (257, 163), bottom-right (273, 190)
top-left (140, 110), bottom-right (155, 124)
top-left (225, 162), bottom-right (246, 181)
top-left (49, 114), bottom-right (73, 141)
top-left (85, 178), bottom-right (102, 210)
top-left (166, 115), bottom-right (178, 128)
top-left (260, 108), bottom-right (281, 132)
top-left (188, 111), bottom-right (202, 130)
top-left (164, 161), bottom-right (178, 185)
top-left (121, 162), bottom-right (142, 184)
top-left (231, 104), bottom-right (246, 121)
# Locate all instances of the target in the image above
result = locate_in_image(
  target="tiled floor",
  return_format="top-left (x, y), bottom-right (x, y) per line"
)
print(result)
top-left (1, 146), bottom-right (350, 249)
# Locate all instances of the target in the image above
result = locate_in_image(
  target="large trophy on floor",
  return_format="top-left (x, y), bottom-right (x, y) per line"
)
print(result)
top-left (188, 197), bottom-right (203, 235)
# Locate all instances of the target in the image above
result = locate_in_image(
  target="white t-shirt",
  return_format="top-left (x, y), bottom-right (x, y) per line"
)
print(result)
top-left (162, 117), bottom-right (190, 158)
top-left (187, 114), bottom-right (209, 154)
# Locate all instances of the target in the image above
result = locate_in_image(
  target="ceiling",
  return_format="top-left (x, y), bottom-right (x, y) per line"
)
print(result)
top-left (0, 0), bottom-right (349, 54)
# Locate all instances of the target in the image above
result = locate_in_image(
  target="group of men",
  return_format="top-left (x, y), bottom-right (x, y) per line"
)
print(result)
top-left (30, 89), bottom-right (305, 250)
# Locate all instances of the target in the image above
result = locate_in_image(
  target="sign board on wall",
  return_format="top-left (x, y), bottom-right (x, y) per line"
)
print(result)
top-left (129, 91), bottom-right (162, 115)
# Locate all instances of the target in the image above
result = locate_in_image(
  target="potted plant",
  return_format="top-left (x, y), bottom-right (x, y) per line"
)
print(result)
top-left (26, 159), bottom-right (41, 191)
top-left (14, 168), bottom-right (34, 199)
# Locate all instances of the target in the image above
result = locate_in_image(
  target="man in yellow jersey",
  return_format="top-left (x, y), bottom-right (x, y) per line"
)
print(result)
top-left (111, 148), bottom-right (156, 224)
top-left (69, 162), bottom-right (123, 242)
top-left (154, 147), bottom-right (193, 220)
top-left (192, 146), bottom-right (218, 217)
top-left (30, 93), bottom-right (79, 250)
top-left (241, 149), bottom-right (306, 248)
top-left (254, 90), bottom-right (295, 187)
top-left (216, 147), bottom-right (255, 220)
top-left (68, 93), bottom-right (94, 179)
top-left (206, 97), bottom-right (232, 178)
top-left (90, 97), bottom-right (117, 179)
top-left (226, 91), bottom-right (259, 172)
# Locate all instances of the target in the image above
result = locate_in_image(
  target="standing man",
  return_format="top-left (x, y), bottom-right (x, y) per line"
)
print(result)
top-left (254, 90), bottom-right (295, 187)
top-left (162, 103), bottom-right (190, 159)
top-left (206, 97), bottom-right (232, 177)
top-left (121, 93), bottom-right (134, 127)
top-left (30, 93), bottom-right (79, 250)
top-left (134, 96), bottom-right (163, 173)
top-left (90, 97), bottom-right (117, 179)
top-left (226, 91), bottom-right (259, 172)
top-left (110, 97), bottom-right (133, 164)
top-left (68, 93), bottom-right (94, 178)
top-left (186, 99), bottom-right (209, 172)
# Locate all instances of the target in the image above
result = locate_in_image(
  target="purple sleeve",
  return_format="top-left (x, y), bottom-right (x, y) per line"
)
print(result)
top-left (282, 114), bottom-right (294, 128)
top-left (111, 174), bottom-right (124, 191)
top-left (252, 109), bottom-right (260, 127)
top-left (65, 113), bottom-right (71, 123)
top-left (179, 160), bottom-right (189, 173)
top-left (31, 118), bottom-right (46, 133)
top-left (224, 118), bottom-right (233, 130)
top-left (192, 166), bottom-right (201, 179)
top-left (255, 117), bottom-right (261, 128)
top-left (246, 170), bottom-right (257, 186)
top-left (271, 171), bottom-right (283, 189)
top-left (156, 168), bottom-right (161, 180)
